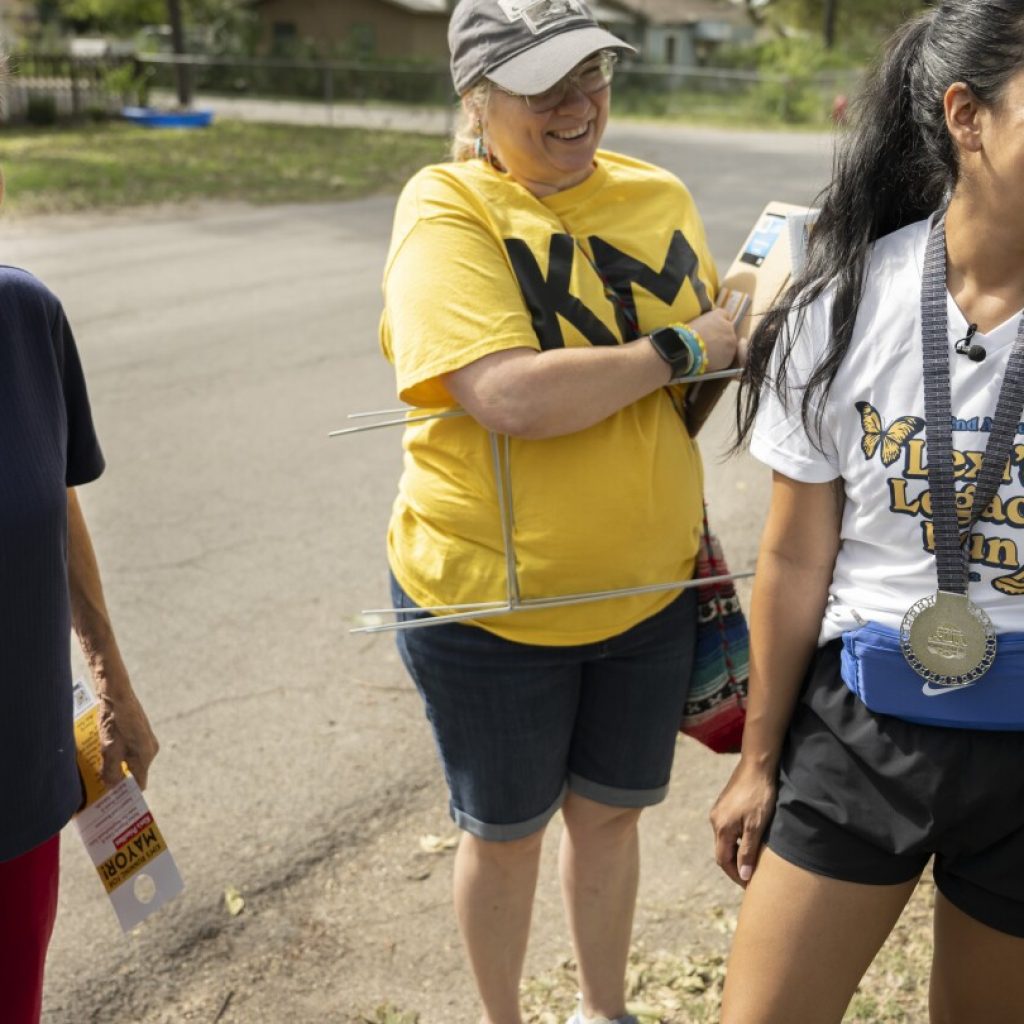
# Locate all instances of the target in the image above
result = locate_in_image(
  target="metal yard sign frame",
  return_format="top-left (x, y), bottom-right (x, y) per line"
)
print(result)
top-left (333, 368), bottom-right (751, 634)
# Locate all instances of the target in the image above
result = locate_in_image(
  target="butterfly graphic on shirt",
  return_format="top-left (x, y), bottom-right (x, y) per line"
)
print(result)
top-left (855, 402), bottom-right (925, 467)
top-left (993, 568), bottom-right (1024, 596)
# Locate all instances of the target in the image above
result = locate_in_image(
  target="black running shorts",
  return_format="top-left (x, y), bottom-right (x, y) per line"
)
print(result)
top-left (767, 640), bottom-right (1024, 937)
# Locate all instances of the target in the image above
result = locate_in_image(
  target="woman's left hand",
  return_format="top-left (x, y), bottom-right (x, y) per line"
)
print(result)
top-left (67, 488), bottom-right (160, 790)
top-left (95, 669), bottom-right (160, 790)
top-left (688, 309), bottom-right (739, 372)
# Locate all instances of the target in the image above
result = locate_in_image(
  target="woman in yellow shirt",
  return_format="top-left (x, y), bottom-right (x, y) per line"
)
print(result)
top-left (381, 2), bottom-right (737, 1021)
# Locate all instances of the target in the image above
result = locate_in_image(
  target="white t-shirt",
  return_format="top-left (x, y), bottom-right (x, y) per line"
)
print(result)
top-left (751, 217), bottom-right (1024, 644)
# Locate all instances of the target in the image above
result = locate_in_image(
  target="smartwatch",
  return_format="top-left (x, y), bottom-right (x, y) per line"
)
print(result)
top-left (648, 324), bottom-right (707, 381)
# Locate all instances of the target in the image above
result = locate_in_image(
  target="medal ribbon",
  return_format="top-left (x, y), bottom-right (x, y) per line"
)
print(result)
top-left (921, 215), bottom-right (1024, 594)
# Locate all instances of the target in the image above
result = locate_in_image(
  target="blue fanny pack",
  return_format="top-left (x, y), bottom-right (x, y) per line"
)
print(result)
top-left (840, 622), bottom-right (1024, 730)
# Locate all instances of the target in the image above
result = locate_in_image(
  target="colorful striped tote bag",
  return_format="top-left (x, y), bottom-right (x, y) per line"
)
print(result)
top-left (680, 511), bottom-right (749, 753)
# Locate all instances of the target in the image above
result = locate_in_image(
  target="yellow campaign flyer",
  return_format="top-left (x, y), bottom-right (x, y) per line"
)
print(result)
top-left (72, 679), bottom-right (184, 931)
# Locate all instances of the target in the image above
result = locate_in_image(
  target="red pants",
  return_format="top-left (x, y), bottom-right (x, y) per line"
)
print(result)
top-left (0, 833), bottom-right (60, 1024)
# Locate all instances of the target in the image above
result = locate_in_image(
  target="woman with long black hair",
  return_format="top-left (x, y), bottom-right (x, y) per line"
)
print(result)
top-left (710, 3), bottom-right (1024, 1021)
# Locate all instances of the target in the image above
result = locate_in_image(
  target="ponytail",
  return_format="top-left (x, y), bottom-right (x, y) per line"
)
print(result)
top-left (736, 0), bottom-right (1024, 448)
top-left (450, 81), bottom-right (491, 161)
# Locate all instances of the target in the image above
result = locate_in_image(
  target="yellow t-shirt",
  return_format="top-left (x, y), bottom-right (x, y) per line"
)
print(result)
top-left (380, 150), bottom-right (718, 645)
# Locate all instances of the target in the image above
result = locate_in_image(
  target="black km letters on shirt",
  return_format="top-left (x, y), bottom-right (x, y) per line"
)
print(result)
top-left (504, 230), bottom-right (712, 350)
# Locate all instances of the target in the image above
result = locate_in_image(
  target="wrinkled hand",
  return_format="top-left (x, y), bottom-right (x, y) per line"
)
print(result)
top-left (709, 758), bottom-right (777, 888)
top-left (688, 309), bottom-right (739, 373)
top-left (96, 683), bottom-right (159, 790)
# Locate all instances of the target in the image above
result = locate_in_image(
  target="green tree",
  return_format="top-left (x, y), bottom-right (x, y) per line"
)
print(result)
top-left (737, 0), bottom-right (932, 53)
top-left (44, 0), bottom-right (253, 42)
top-left (42, 0), bottom-right (257, 104)
top-left (56, 0), bottom-right (166, 33)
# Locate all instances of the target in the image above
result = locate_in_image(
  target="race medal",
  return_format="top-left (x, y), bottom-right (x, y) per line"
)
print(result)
top-left (900, 590), bottom-right (996, 688)
top-left (902, 216), bottom-right (1024, 692)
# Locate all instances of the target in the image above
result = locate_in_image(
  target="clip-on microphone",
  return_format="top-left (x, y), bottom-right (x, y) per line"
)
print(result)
top-left (954, 323), bottom-right (986, 362)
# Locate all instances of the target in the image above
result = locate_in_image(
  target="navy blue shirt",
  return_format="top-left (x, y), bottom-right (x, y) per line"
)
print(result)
top-left (0, 267), bottom-right (104, 862)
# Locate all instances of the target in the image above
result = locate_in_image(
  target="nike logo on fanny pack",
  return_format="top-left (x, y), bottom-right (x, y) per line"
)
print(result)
top-left (921, 682), bottom-right (972, 698)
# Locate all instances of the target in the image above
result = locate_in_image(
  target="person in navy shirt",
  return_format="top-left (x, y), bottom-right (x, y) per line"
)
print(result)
top-left (0, 214), bottom-right (159, 1020)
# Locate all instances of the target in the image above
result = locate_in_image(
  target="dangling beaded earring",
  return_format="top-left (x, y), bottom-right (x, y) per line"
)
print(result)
top-left (473, 122), bottom-right (487, 161)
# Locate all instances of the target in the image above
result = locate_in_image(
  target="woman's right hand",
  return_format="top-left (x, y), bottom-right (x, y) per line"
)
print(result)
top-left (709, 756), bottom-right (778, 888)
top-left (689, 309), bottom-right (739, 373)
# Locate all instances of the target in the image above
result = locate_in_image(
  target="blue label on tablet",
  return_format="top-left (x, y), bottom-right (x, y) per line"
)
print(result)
top-left (741, 213), bottom-right (785, 267)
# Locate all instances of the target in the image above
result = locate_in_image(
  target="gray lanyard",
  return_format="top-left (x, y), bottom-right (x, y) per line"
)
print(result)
top-left (921, 215), bottom-right (1024, 593)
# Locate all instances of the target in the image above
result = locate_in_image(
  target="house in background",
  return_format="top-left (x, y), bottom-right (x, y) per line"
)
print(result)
top-left (250, 0), bottom-right (752, 66)
top-left (0, 0), bottom-right (39, 44)
top-left (254, 0), bottom-right (451, 59)
top-left (605, 0), bottom-right (753, 67)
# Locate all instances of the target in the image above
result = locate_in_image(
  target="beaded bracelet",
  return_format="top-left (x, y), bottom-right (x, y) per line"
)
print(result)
top-left (668, 323), bottom-right (709, 377)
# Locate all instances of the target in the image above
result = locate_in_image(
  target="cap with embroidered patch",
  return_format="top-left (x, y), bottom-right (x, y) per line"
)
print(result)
top-left (449, 0), bottom-right (635, 96)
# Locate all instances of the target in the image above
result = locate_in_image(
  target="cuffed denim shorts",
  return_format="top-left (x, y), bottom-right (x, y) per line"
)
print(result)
top-left (392, 574), bottom-right (697, 841)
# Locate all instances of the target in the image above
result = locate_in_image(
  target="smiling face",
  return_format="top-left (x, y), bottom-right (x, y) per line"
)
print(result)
top-left (480, 54), bottom-right (610, 197)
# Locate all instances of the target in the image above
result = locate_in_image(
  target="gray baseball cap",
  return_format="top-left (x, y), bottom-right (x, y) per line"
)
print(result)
top-left (449, 0), bottom-right (636, 96)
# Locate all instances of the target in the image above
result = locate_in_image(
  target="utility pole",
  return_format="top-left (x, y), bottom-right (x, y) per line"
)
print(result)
top-left (823, 0), bottom-right (839, 49)
top-left (166, 0), bottom-right (193, 107)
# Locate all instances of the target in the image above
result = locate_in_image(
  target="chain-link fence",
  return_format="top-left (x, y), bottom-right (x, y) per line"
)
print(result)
top-left (614, 63), bottom-right (861, 125)
top-left (1, 52), bottom-right (862, 128)
top-left (139, 52), bottom-right (453, 107)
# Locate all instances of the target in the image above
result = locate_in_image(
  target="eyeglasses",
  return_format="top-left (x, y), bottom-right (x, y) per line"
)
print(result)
top-left (494, 51), bottom-right (618, 113)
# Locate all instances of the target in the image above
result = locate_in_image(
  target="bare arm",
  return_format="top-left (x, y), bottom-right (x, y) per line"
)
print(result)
top-left (709, 472), bottom-right (842, 886)
top-left (68, 488), bottom-right (159, 789)
top-left (443, 309), bottom-right (737, 440)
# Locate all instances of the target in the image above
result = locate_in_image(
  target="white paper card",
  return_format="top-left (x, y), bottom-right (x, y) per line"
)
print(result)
top-left (72, 679), bottom-right (184, 932)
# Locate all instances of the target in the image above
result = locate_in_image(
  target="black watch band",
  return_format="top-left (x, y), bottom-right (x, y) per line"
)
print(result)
top-left (648, 326), bottom-right (696, 379)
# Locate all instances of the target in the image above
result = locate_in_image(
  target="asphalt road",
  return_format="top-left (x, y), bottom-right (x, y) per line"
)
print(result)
top-left (5, 120), bottom-right (834, 1022)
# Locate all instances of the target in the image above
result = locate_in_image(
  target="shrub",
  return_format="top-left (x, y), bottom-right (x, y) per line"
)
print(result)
top-left (102, 63), bottom-right (152, 107)
top-left (26, 95), bottom-right (58, 126)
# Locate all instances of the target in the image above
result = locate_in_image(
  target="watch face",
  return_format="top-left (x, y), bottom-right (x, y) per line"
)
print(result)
top-left (651, 326), bottom-right (690, 369)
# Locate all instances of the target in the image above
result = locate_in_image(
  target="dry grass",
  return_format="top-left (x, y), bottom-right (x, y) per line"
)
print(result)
top-left (354, 878), bottom-right (935, 1022)
top-left (0, 119), bottom-right (447, 216)
top-left (517, 878), bottom-right (936, 1024)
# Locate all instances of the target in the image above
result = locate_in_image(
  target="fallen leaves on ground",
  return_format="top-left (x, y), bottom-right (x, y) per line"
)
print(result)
top-left (357, 1004), bottom-right (420, 1024)
top-left (519, 880), bottom-right (936, 1023)
top-left (223, 886), bottom-right (246, 917)
top-left (418, 833), bottom-right (458, 854)
top-left (520, 947), bottom-right (726, 1024)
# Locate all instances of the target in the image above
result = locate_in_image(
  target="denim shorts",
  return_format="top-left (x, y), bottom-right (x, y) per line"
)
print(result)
top-left (392, 575), bottom-right (697, 841)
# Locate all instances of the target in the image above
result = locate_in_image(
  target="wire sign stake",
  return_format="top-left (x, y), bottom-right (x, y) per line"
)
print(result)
top-left (333, 385), bottom-right (751, 634)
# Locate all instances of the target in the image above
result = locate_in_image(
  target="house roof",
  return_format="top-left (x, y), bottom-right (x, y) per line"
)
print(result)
top-left (253, 0), bottom-right (451, 13)
top-left (590, 1), bottom-right (634, 23)
top-left (613, 0), bottom-right (748, 25)
top-left (380, 0), bottom-right (449, 14)
top-left (381, 0), bottom-right (747, 23)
